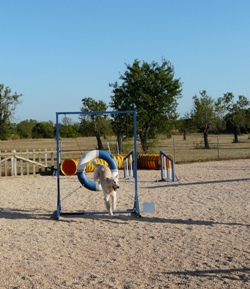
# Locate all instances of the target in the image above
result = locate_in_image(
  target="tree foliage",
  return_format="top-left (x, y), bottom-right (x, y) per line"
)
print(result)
top-left (109, 58), bottom-right (182, 153)
top-left (189, 90), bottom-right (218, 149)
top-left (246, 108), bottom-right (250, 132)
top-left (59, 116), bottom-right (80, 138)
top-left (16, 119), bottom-right (37, 138)
top-left (216, 92), bottom-right (250, 142)
top-left (0, 84), bottom-right (22, 140)
top-left (31, 121), bottom-right (54, 138)
top-left (79, 97), bottom-right (112, 149)
top-left (177, 117), bottom-right (194, 140)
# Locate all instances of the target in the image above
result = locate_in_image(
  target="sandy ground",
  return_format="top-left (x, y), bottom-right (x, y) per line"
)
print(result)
top-left (0, 159), bottom-right (250, 289)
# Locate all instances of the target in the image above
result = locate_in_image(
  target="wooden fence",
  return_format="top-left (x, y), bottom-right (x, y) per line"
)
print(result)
top-left (0, 149), bottom-right (56, 177)
top-left (1, 137), bottom-right (249, 177)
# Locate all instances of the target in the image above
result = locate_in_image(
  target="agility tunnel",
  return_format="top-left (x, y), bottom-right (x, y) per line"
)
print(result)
top-left (138, 154), bottom-right (162, 170)
top-left (60, 155), bottom-right (126, 176)
top-left (60, 152), bottom-right (173, 176)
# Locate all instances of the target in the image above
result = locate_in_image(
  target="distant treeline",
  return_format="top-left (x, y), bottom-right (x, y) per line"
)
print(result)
top-left (7, 116), bottom-right (250, 140)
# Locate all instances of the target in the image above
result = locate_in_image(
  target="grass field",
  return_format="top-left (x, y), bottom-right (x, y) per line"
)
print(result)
top-left (0, 133), bottom-right (249, 163)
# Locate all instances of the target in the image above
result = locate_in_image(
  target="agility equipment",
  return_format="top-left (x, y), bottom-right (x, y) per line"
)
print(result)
top-left (143, 202), bottom-right (155, 213)
top-left (123, 150), bottom-right (176, 182)
top-left (60, 155), bottom-right (125, 176)
top-left (60, 158), bottom-right (79, 176)
top-left (60, 152), bottom-right (174, 176)
top-left (123, 151), bottom-right (134, 179)
top-left (137, 153), bottom-right (161, 169)
top-left (77, 149), bottom-right (118, 191)
top-left (159, 150), bottom-right (176, 182)
top-left (55, 110), bottom-right (141, 219)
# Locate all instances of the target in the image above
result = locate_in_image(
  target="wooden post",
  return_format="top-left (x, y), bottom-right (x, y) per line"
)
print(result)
top-left (26, 149), bottom-right (30, 175)
top-left (33, 149), bottom-right (36, 175)
top-left (11, 150), bottom-right (17, 176)
top-left (5, 150), bottom-right (8, 176)
top-left (217, 135), bottom-right (220, 159)
top-left (173, 138), bottom-right (176, 162)
top-left (51, 148), bottom-right (54, 166)
top-left (45, 148), bottom-right (48, 166)
top-left (38, 148), bottom-right (42, 173)
top-left (44, 148), bottom-right (48, 173)
top-left (20, 150), bottom-right (23, 176)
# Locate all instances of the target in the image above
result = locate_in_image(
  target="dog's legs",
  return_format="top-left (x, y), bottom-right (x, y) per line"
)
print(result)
top-left (104, 193), bottom-right (113, 216)
top-left (112, 191), bottom-right (117, 212)
top-left (94, 171), bottom-right (98, 182)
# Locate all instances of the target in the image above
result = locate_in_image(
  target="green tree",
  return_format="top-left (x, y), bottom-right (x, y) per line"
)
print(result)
top-left (32, 121), bottom-right (54, 138)
top-left (79, 97), bottom-right (112, 150)
top-left (216, 93), bottom-right (250, 142)
top-left (177, 116), bottom-right (193, 140)
top-left (59, 116), bottom-right (80, 138)
top-left (246, 108), bottom-right (250, 133)
top-left (16, 119), bottom-right (37, 138)
top-left (0, 84), bottom-right (22, 140)
top-left (189, 90), bottom-right (218, 149)
top-left (110, 113), bottom-right (133, 154)
top-left (109, 58), bottom-right (182, 153)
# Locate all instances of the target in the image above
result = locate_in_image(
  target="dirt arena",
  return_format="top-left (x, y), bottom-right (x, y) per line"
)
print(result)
top-left (1, 159), bottom-right (249, 288)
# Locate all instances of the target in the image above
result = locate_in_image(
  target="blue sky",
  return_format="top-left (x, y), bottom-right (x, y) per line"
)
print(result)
top-left (1, 0), bottom-right (249, 123)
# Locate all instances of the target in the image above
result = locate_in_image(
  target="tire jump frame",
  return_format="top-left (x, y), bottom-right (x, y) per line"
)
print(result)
top-left (77, 149), bottom-right (118, 191)
top-left (55, 110), bottom-right (141, 219)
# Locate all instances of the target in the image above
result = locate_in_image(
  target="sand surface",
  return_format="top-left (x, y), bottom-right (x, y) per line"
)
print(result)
top-left (1, 159), bottom-right (250, 289)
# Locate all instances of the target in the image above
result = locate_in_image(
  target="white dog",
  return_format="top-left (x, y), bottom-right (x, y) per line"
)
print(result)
top-left (92, 160), bottom-right (119, 216)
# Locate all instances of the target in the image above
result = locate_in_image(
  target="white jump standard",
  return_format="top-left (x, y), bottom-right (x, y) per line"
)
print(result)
top-left (159, 150), bottom-right (176, 182)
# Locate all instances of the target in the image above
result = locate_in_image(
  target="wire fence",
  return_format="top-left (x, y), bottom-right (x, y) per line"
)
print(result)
top-left (156, 135), bottom-right (250, 163)
top-left (0, 134), bottom-right (249, 177)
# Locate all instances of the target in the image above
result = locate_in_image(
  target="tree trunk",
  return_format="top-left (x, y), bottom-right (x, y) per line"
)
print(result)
top-left (140, 133), bottom-right (149, 153)
top-left (203, 131), bottom-right (210, 149)
top-left (117, 135), bottom-right (123, 154)
top-left (233, 126), bottom-right (239, 143)
top-left (95, 134), bottom-right (104, 150)
top-left (183, 129), bottom-right (187, 140)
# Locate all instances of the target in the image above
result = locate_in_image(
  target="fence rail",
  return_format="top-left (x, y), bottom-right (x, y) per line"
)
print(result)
top-left (0, 149), bottom-right (56, 177)
top-left (157, 139), bottom-right (250, 163)
top-left (0, 136), bottom-right (249, 177)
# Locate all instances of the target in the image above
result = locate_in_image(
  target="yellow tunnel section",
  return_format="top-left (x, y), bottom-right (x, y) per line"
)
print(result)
top-left (60, 153), bottom-right (173, 176)
top-left (60, 155), bottom-right (126, 176)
